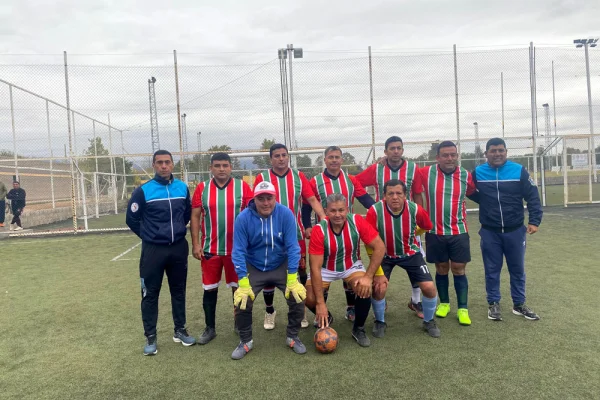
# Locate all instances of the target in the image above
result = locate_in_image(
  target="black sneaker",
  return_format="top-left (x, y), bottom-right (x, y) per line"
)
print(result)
top-left (372, 321), bottom-right (387, 338)
top-left (173, 328), bottom-right (196, 346)
top-left (488, 302), bottom-right (503, 321)
top-left (143, 334), bottom-right (157, 356)
top-left (513, 304), bottom-right (540, 321)
top-left (198, 327), bottom-right (217, 345)
top-left (423, 319), bottom-right (441, 338)
top-left (352, 326), bottom-right (371, 347)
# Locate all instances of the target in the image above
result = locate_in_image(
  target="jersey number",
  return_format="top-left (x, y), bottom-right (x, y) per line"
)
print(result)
top-left (420, 265), bottom-right (429, 274)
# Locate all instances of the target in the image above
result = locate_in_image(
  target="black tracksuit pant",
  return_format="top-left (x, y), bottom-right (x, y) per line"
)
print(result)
top-left (235, 261), bottom-right (304, 343)
top-left (139, 238), bottom-right (188, 337)
top-left (10, 206), bottom-right (22, 227)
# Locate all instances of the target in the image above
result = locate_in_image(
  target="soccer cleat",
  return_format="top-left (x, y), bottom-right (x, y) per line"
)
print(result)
top-left (372, 321), bottom-right (387, 338)
top-left (173, 328), bottom-right (196, 346)
top-left (408, 300), bottom-right (424, 319)
top-left (198, 327), bottom-right (217, 345)
top-left (436, 303), bottom-right (451, 318)
top-left (345, 306), bottom-right (356, 322)
top-left (457, 308), bottom-right (471, 326)
top-left (488, 302), bottom-right (502, 321)
top-left (512, 304), bottom-right (540, 321)
top-left (423, 319), bottom-right (441, 338)
top-left (301, 309), bottom-right (309, 328)
top-left (143, 334), bottom-right (157, 356)
top-left (231, 340), bottom-right (253, 360)
top-left (286, 336), bottom-right (307, 354)
top-left (352, 326), bottom-right (371, 347)
top-left (263, 311), bottom-right (276, 330)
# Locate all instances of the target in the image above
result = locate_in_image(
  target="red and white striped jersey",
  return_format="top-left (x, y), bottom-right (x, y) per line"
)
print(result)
top-left (355, 160), bottom-right (423, 201)
top-left (309, 213), bottom-right (379, 272)
top-left (254, 168), bottom-right (315, 240)
top-left (191, 178), bottom-right (253, 255)
top-left (366, 200), bottom-right (432, 258)
top-left (310, 169), bottom-right (368, 213)
top-left (420, 165), bottom-right (475, 235)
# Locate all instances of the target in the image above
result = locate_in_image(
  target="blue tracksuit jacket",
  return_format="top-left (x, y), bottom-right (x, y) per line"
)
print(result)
top-left (126, 174), bottom-right (191, 244)
top-left (470, 160), bottom-right (542, 232)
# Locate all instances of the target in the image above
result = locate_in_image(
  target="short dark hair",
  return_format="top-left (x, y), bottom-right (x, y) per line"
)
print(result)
top-left (153, 150), bottom-right (173, 163)
top-left (385, 136), bottom-right (403, 150)
top-left (486, 138), bottom-right (506, 151)
top-left (269, 143), bottom-right (288, 158)
top-left (383, 178), bottom-right (407, 195)
top-left (324, 146), bottom-right (342, 156)
top-left (437, 140), bottom-right (457, 155)
top-left (210, 152), bottom-right (231, 164)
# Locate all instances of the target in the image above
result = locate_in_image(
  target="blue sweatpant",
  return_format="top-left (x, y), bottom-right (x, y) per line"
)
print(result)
top-left (479, 226), bottom-right (527, 305)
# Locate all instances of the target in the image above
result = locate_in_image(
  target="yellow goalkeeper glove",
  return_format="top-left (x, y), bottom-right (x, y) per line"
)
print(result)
top-left (366, 246), bottom-right (385, 276)
top-left (284, 272), bottom-right (307, 303)
top-left (233, 277), bottom-right (255, 310)
top-left (415, 226), bottom-right (427, 236)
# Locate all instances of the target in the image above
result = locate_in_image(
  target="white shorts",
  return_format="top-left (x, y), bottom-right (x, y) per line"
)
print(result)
top-left (308, 260), bottom-right (366, 283)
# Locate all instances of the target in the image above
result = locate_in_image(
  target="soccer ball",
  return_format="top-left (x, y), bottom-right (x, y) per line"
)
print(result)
top-left (314, 327), bottom-right (338, 354)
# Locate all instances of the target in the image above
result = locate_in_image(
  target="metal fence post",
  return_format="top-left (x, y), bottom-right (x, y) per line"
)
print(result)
top-left (529, 42), bottom-right (538, 184)
top-left (453, 45), bottom-right (461, 160)
top-left (93, 171), bottom-right (99, 218)
top-left (108, 113), bottom-right (117, 214)
top-left (173, 50), bottom-right (186, 182)
top-left (80, 172), bottom-right (88, 231)
top-left (369, 46), bottom-right (376, 163)
top-left (563, 137), bottom-right (568, 207)
top-left (9, 85), bottom-right (18, 180)
top-left (45, 100), bottom-right (55, 208)
top-left (64, 50), bottom-right (78, 233)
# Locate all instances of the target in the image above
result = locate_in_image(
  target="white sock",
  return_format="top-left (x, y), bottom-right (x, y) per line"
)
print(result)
top-left (411, 287), bottom-right (421, 303)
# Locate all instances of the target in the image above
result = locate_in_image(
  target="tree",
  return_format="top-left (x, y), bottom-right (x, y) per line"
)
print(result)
top-left (81, 137), bottom-right (133, 184)
top-left (253, 138), bottom-right (276, 170)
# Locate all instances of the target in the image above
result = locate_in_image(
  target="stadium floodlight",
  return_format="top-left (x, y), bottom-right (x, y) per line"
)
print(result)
top-left (574, 37), bottom-right (598, 182)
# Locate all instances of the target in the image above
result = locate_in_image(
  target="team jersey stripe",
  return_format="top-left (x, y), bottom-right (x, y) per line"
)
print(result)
top-left (422, 165), bottom-right (471, 235)
top-left (373, 200), bottom-right (420, 257)
top-left (375, 161), bottom-right (415, 201)
top-left (320, 214), bottom-right (362, 271)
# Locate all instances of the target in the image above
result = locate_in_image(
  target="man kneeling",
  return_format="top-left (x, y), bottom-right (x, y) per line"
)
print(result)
top-left (231, 181), bottom-right (307, 360)
top-left (305, 193), bottom-right (386, 347)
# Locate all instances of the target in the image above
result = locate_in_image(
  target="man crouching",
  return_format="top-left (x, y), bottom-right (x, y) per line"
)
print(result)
top-left (231, 181), bottom-right (307, 360)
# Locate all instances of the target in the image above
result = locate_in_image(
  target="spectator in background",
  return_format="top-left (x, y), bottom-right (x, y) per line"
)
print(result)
top-left (6, 181), bottom-right (26, 231)
top-left (0, 180), bottom-right (7, 228)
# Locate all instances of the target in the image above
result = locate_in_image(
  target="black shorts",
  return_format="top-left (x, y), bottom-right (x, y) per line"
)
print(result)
top-left (425, 233), bottom-right (471, 264)
top-left (381, 253), bottom-right (433, 285)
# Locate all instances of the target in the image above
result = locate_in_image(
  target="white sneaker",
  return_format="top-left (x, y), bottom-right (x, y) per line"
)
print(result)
top-left (263, 311), bottom-right (276, 330)
top-left (13, 226), bottom-right (23, 231)
top-left (301, 308), bottom-right (309, 328)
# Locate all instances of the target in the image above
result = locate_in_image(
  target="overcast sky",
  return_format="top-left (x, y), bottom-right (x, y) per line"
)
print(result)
top-left (0, 0), bottom-right (599, 166)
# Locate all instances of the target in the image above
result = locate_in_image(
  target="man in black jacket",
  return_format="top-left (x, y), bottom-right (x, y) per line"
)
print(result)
top-left (6, 181), bottom-right (26, 231)
top-left (126, 150), bottom-right (196, 355)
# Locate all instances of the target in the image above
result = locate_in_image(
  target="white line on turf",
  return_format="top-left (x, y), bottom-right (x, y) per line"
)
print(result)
top-left (111, 242), bottom-right (142, 262)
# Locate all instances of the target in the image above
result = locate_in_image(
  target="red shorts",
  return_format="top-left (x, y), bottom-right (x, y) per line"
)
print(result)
top-left (201, 254), bottom-right (238, 290)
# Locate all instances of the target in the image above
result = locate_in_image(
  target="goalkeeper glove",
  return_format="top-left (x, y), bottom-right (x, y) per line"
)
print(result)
top-left (415, 226), bottom-right (427, 236)
top-left (233, 277), bottom-right (255, 310)
top-left (284, 272), bottom-right (307, 303)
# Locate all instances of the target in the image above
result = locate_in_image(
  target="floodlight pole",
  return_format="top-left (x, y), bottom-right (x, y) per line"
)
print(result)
top-left (584, 42), bottom-right (596, 183)
top-left (285, 44), bottom-right (303, 168)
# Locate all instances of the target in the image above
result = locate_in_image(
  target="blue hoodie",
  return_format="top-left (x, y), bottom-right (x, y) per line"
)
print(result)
top-left (232, 201), bottom-right (300, 279)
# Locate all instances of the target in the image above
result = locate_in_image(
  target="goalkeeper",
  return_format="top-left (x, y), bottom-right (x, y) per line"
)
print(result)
top-left (230, 181), bottom-right (307, 360)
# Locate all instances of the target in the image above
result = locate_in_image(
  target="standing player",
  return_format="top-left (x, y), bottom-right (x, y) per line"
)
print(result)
top-left (420, 141), bottom-right (476, 326)
top-left (190, 153), bottom-right (253, 345)
top-left (126, 150), bottom-right (196, 355)
top-left (356, 136), bottom-right (425, 318)
top-left (254, 143), bottom-right (326, 330)
top-left (366, 179), bottom-right (441, 338)
top-left (470, 138), bottom-right (542, 321)
top-left (309, 146), bottom-right (375, 322)
top-left (6, 181), bottom-right (26, 231)
top-left (305, 193), bottom-right (386, 347)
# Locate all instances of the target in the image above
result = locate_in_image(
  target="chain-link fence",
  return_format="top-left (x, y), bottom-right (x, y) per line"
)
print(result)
top-left (0, 44), bottom-right (598, 234)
